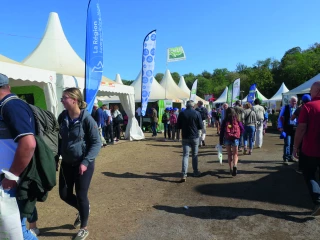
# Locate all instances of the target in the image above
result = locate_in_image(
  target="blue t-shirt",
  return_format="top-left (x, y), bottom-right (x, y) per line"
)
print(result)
top-left (0, 94), bottom-right (35, 171)
top-left (95, 107), bottom-right (105, 127)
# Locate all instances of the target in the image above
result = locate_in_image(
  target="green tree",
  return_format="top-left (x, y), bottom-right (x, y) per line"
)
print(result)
top-left (171, 72), bottom-right (180, 84)
top-left (154, 73), bottom-right (164, 82)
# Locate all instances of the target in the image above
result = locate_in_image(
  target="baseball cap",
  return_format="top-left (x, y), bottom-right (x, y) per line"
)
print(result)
top-left (173, 107), bottom-right (178, 111)
top-left (302, 94), bottom-right (311, 103)
top-left (0, 73), bottom-right (9, 87)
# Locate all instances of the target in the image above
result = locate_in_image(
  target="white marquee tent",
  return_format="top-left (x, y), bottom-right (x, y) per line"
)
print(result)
top-left (18, 12), bottom-right (142, 140)
top-left (267, 82), bottom-right (289, 102)
top-left (242, 89), bottom-right (268, 103)
top-left (0, 55), bottom-right (58, 115)
top-left (178, 76), bottom-right (209, 104)
top-left (160, 70), bottom-right (190, 102)
top-left (213, 86), bottom-right (228, 104)
top-left (283, 73), bottom-right (320, 96)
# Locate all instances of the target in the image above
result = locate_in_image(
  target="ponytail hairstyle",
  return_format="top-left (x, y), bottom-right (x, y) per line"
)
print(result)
top-left (63, 87), bottom-right (87, 109)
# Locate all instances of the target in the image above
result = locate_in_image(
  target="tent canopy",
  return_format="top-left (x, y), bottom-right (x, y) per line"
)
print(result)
top-left (283, 73), bottom-right (320, 96)
top-left (213, 87), bottom-right (228, 104)
top-left (160, 70), bottom-right (190, 100)
top-left (178, 76), bottom-right (208, 104)
top-left (267, 82), bottom-right (289, 101)
top-left (242, 88), bottom-right (268, 103)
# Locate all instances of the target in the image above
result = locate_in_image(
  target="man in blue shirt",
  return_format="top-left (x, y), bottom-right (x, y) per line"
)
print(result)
top-left (0, 73), bottom-right (38, 239)
top-left (93, 103), bottom-right (107, 147)
top-left (177, 100), bottom-right (203, 182)
top-left (278, 96), bottom-right (297, 164)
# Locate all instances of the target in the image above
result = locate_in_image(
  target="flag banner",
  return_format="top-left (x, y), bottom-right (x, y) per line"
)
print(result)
top-left (167, 46), bottom-right (186, 62)
top-left (141, 30), bottom-right (157, 116)
top-left (232, 78), bottom-right (240, 104)
top-left (247, 83), bottom-right (257, 104)
top-left (85, 0), bottom-right (103, 113)
top-left (227, 82), bottom-right (233, 105)
top-left (190, 79), bottom-right (198, 101)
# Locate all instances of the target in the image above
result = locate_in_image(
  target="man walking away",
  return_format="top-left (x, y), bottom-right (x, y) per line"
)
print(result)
top-left (293, 81), bottom-right (320, 216)
top-left (195, 101), bottom-right (208, 146)
top-left (177, 100), bottom-right (203, 182)
top-left (252, 99), bottom-right (265, 148)
top-left (278, 96), bottom-right (297, 164)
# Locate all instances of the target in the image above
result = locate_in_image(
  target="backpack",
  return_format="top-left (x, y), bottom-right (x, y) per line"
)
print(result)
top-left (0, 96), bottom-right (59, 156)
top-left (197, 107), bottom-right (208, 120)
top-left (169, 114), bottom-right (177, 125)
top-left (224, 119), bottom-right (241, 140)
top-left (162, 113), bottom-right (168, 123)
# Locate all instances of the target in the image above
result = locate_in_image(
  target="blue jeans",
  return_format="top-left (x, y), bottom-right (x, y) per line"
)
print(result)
top-left (151, 122), bottom-right (157, 136)
top-left (4, 188), bottom-right (38, 240)
top-left (163, 123), bottom-right (171, 138)
top-left (239, 133), bottom-right (243, 148)
top-left (300, 152), bottom-right (320, 204)
top-left (181, 138), bottom-right (199, 177)
top-left (283, 133), bottom-right (294, 161)
top-left (244, 126), bottom-right (255, 149)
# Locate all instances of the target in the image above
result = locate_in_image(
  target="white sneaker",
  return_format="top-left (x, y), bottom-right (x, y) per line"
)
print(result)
top-left (73, 229), bottom-right (89, 240)
top-left (30, 227), bottom-right (40, 236)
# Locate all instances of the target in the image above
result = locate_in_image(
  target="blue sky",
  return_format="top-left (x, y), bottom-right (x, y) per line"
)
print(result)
top-left (0, 0), bottom-right (319, 80)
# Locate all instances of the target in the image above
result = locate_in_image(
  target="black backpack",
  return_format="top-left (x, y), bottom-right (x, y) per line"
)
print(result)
top-left (197, 107), bottom-right (208, 120)
top-left (0, 96), bottom-right (59, 156)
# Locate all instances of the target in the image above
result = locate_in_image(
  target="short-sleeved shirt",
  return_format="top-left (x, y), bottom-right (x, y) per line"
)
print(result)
top-left (0, 94), bottom-right (35, 170)
top-left (0, 94), bottom-right (35, 141)
top-left (298, 97), bottom-right (320, 157)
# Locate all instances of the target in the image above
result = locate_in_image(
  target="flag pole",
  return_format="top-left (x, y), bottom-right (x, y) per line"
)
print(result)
top-left (84, 0), bottom-right (92, 102)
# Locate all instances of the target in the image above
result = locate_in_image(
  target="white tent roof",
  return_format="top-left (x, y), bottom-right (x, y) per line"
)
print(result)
top-left (178, 76), bottom-right (208, 104)
top-left (213, 87), bottom-right (228, 104)
top-left (115, 74), bottom-right (123, 84)
top-left (283, 73), bottom-right (320, 96)
top-left (131, 71), bottom-right (181, 102)
top-left (21, 12), bottom-right (113, 82)
top-left (242, 88), bottom-right (268, 102)
top-left (160, 69), bottom-right (190, 100)
top-left (268, 82), bottom-right (289, 101)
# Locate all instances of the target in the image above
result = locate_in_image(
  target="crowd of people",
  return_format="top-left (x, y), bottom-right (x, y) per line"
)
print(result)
top-left (1, 68), bottom-right (320, 240)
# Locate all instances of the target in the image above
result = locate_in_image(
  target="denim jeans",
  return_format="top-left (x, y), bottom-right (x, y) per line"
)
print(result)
top-left (239, 133), bottom-right (243, 148)
top-left (244, 125), bottom-right (255, 149)
top-left (4, 188), bottom-right (38, 240)
top-left (181, 138), bottom-right (199, 177)
top-left (163, 123), bottom-right (171, 139)
top-left (283, 133), bottom-right (294, 161)
top-left (300, 152), bottom-right (320, 204)
top-left (151, 122), bottom-right (157, 136)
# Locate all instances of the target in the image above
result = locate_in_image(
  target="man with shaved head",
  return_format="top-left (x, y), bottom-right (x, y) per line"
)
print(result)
top-left (293, 81), bottom-right (320, 216)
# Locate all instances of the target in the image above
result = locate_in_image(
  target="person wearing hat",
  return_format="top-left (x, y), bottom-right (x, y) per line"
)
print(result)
top-left (290, 94), bottom-right (311, 173)
top-left (0, 73), bottom-right (40, 239)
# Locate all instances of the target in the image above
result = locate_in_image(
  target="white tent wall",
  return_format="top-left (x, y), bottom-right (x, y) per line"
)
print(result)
top-left (0, 61), bottom-right (58, 116)
top-left (57, 74), bottom-right (143, 141)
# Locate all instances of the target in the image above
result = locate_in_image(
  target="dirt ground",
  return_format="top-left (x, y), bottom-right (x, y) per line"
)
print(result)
top-left (36, 127), bottom-right (320, 240)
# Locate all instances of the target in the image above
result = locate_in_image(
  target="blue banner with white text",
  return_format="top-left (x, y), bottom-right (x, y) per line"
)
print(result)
top-left (85, 0), bottom-right (103, 113)
top-left (141, 30), bottom-right (156, 116)
top-left (247, 83), bottom-right (257, 104)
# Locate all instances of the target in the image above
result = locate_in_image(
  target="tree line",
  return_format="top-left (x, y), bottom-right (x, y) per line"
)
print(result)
top-left (122, 43), bottom-right (320, 100)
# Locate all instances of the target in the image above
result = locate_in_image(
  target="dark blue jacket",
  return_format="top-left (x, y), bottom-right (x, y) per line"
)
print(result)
top-left (177, 108), bottom-right (203, 139)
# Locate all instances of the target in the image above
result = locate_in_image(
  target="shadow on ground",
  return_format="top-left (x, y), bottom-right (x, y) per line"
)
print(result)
top-left (102, 171), bottom-right (182, 183)
top-left (153, 205), bottom-right (313, 223)
top-left (195, 164), bottom-right (312, 209)
top-left (39, 224), bottom-right (74, 237)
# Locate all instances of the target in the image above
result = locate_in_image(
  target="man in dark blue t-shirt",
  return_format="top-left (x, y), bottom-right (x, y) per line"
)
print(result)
top-left (0, 73), bottom-right (39, 239)
top-left (177, 100), bottom-right (203, 182)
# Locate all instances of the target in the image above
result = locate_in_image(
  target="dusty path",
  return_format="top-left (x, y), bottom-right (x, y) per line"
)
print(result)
top-left (37, 127), bottom-right (320, 240)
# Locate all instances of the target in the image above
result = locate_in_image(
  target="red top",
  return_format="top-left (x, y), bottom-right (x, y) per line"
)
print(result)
top-left (299, 97), bottom-right (320, 157)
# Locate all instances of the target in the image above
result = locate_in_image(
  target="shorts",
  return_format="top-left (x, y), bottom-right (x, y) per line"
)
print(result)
top-left (224, 139), bottom-right (239, 147)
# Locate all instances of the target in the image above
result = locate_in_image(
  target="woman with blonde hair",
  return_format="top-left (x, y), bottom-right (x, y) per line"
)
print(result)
top-left (58, 88), bottom-right (101, 240)
top-left (243, 102), bottom-right (257, 155)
